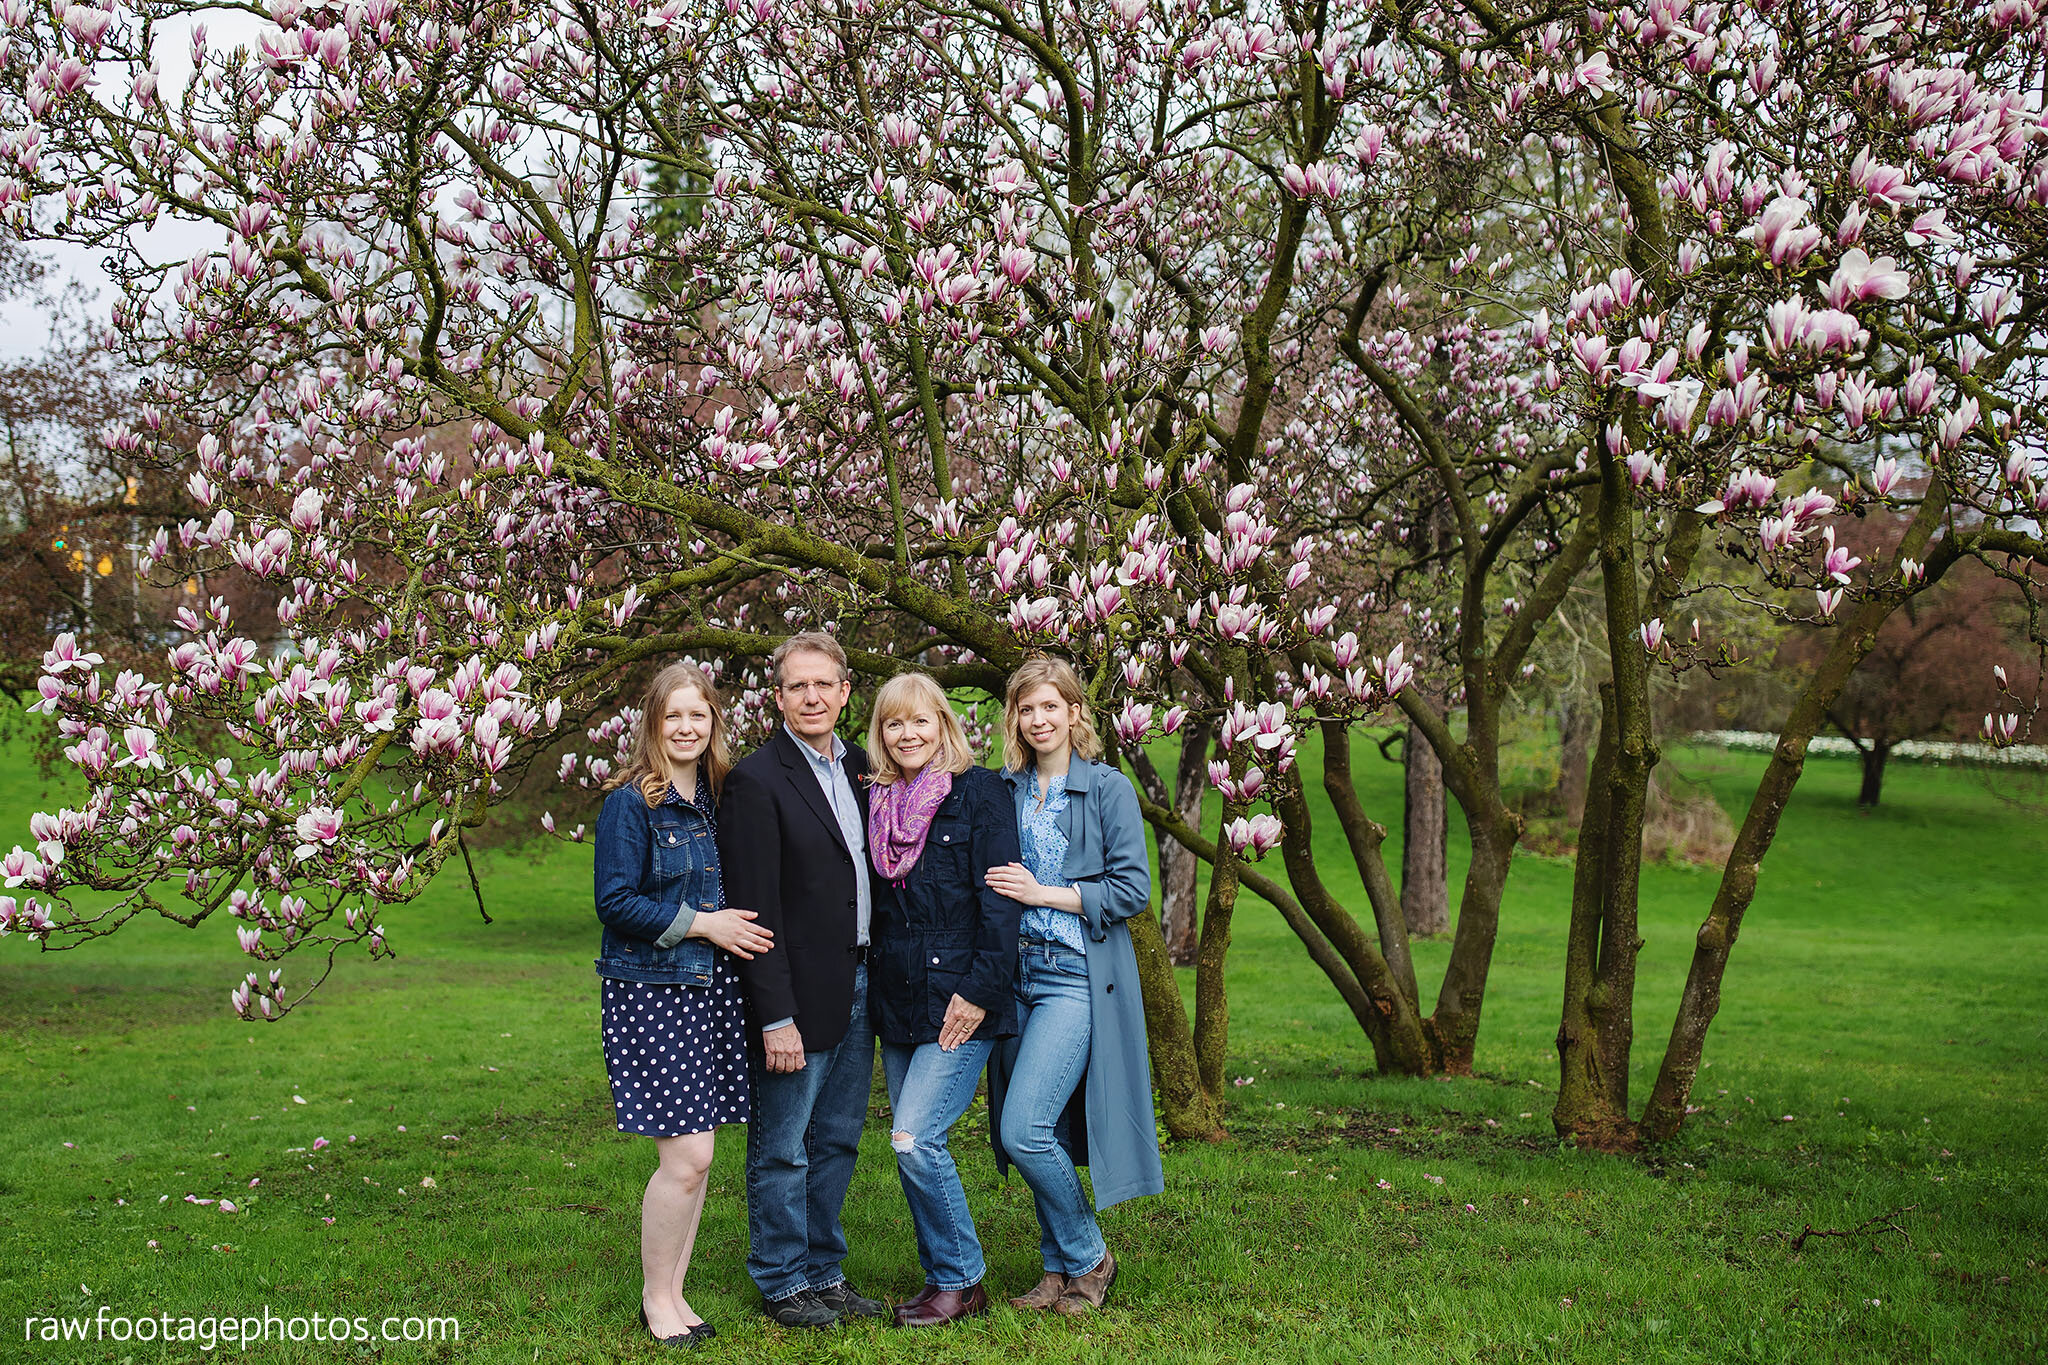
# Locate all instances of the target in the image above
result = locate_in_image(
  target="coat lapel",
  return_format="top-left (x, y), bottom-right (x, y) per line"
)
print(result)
top-left (775, 725), bottom-right (851, 857)
top-left (1055, 757), bottom-right (1094, 857)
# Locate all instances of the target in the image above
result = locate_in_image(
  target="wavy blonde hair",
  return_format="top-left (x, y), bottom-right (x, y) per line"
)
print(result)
top-left (610, 661), bottom-right (733, 807)
top-left (867, 672), bottom-right (975, 786)
top-left (1002, 655), bottom-right (1101, 773)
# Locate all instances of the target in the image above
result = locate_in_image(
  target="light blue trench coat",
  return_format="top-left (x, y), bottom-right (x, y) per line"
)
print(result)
top-left (986, 757), bottom-right (1166, 1212)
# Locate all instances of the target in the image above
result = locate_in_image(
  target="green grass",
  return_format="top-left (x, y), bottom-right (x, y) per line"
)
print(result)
top-left (2, 734), bottom-right (2045, 1363)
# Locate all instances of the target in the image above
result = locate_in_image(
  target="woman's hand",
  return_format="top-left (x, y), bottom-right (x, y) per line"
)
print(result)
top-left (984, 861), bottom-right (1046, 906)
top-left (938, 994), bottom-right (987, 1051)
top-left (689, 907), bottom-right (774, 959)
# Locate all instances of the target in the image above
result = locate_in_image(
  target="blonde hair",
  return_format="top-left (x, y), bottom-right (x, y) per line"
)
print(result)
top-left (610, 661), bottom-right (733, 807)
top-left (1002, 655), bottom-right (1101, 773)
top-left (867, 672), bottom-right (975, 786)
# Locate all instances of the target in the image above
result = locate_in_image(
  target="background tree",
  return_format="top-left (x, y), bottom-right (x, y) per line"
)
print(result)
top-left (0, 241), bottom-right (176, 701)
top-left (1780, 524), bottom-right (2040, 807)
top-left (4, 0), bottom-right (2044, 1159)
top-left (1128, 719), bottom-right (1211, 966)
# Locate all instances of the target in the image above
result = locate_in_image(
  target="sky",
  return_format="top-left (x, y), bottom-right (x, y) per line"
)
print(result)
top-left (0, 8), bottom-right (266, 360)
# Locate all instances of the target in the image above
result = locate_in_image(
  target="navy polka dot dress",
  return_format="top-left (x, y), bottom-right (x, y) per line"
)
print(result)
top-left (599, 784), bottom-right (750, 1137)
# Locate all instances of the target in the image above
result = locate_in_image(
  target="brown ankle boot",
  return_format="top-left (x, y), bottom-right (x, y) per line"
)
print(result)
top-left (893, 1283), bottom-right (988, 1327)
top-left (1052, 1249), bottom-right (1116, 1315)
top-left (1008, 1272), bottom-right (1067, 1311)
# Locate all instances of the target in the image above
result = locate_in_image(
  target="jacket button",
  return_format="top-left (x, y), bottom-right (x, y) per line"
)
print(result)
top-left (931, 956), bottom-right (940, 965)
top-left (1106, 983), bottom-right (1115, 993)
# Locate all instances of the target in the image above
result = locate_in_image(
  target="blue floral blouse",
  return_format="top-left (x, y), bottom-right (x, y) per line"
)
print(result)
top-left (1017, 780), bottom-right (1088, 953)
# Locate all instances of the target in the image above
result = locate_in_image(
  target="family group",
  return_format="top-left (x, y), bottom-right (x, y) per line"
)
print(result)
top-left (591, 633), bottom-right (1162, 1347)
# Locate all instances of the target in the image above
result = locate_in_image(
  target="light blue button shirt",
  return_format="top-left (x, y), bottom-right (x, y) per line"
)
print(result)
top-left (1018, 781), bottom-right (1087, 953)
top-left (787, 723), bottom-right (871, 946)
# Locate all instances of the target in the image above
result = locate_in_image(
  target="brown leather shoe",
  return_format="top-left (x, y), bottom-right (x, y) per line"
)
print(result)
top-left (897, 1284), bottom-right (939, 1314)
top-left (1051, 1249), bottom-right (1116, 1315)
top-left (1008, 1272), bottom-right (1068, 1311)
top-left (893, 1283), bottom-right (988, 1327)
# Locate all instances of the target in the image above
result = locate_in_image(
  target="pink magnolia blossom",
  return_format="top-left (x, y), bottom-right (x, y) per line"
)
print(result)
top-left (1744, 196), bottom-right (1823, 266)
top-left (1826, 249), bottom-right (1910, 309)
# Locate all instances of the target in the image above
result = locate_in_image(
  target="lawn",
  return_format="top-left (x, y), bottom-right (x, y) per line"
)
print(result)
top-left (2, 733), bottom-right (2044, 1363)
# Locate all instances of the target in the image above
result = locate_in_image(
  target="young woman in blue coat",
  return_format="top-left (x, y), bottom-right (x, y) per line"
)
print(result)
top-left (594, 661), bottom-right (774, 1348)
top-left (863, 671), bottom-right (1023, 1326)
top-left (984, 656), bottom-right (1165, 1316)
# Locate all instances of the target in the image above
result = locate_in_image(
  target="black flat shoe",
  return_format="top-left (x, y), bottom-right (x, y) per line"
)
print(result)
top-left (687, 1322), bottom-right (717, 1342)
top-left (640, 1306), bottom-right (701, 1348)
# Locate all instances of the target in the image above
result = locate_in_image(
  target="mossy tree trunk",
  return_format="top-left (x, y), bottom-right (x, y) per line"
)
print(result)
top-left (1126, 906), bottom-right (1224, 1141)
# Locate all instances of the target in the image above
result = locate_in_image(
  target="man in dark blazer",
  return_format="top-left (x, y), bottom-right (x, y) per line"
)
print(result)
top-left (717, 631), bottom-right (886, 1328)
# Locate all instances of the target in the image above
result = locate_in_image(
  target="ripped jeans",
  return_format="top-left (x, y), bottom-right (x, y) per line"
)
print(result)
top-left (880, 1038), bottom-right (995, 1290)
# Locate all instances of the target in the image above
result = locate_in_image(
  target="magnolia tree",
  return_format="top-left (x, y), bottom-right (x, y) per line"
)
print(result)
top-left (0, 0), bottom-right (1468, 1145)
top-left (3, 0), bottom-right (2045, 1150)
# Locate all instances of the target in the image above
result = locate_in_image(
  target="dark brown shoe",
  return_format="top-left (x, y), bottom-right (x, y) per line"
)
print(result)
top-left (1008, 1272), bottom-right (1068, 1311)
top-left (893, 1283), bottom-right (989, 1327)
top-left (1052, 1249), bottom-right (1116, 1315)
top-left (897, 1284), bottom-right (940, 1314)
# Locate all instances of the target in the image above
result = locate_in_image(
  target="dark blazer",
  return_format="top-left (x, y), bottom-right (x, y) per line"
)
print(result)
top-left (717, 724), bottom-right (871, 1053)
top-left (869, 765), bottom-right (1024, 1047)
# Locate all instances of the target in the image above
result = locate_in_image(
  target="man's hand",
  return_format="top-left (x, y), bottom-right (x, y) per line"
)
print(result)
top-left (762, 1022), bottom-right (807, 1073)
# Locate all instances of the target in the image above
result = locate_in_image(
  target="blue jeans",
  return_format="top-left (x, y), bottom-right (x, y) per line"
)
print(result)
top-left (998, 939), bottom-right (1107, 1275)
top-left (882, 1039), bottom-right (995, 1290)
top-left (745, 961), bottom-right (875, 1300)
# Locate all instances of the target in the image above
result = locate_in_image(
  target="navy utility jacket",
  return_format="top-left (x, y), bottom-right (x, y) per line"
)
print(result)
top-left (868, 765), bottom-right (1024, 1046)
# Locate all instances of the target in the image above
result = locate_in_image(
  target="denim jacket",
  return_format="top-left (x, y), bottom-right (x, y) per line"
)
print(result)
top-left (593, 779), bottom-right (720, 986)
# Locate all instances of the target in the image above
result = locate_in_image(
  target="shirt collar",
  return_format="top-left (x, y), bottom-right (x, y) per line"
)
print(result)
top-left (663, 771), bottom-right (712, 809)
top-left (784, 721), bottom-right (845, 767)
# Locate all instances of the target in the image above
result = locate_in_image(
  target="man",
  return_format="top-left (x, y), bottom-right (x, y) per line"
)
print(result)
top-left (717, 632), bottom-right (887, 1329)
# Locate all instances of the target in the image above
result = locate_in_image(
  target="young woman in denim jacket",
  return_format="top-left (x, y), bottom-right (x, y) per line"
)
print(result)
top-left (594, 661), bottom-right (773, 1348)
top-left (862, 672), bottom-right (1023, 1326)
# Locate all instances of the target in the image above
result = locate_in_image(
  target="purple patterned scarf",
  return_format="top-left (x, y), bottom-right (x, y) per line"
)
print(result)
top-left (867, 764), bottom-right (954, 882)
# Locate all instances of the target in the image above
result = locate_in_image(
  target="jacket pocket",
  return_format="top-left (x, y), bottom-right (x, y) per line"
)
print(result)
top-left (650, 820), bottom-right (695, 881)
top-left (925, 816), bottom-right (971, 865)
top-left (918, 928), bottom-right (974, 1025)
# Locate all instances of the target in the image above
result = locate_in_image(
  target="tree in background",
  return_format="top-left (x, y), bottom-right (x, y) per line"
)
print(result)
top-left (1781, 524), bottom-right (2043, 808)
top-left (3, 0), bottom-right (2044, 1156)
top-left (1399, 715), bottom-right (1449, 935)
top-left (1128, 719), bottom-right (1211, 966)
top-left (0, 240), bottom-right (178, 702)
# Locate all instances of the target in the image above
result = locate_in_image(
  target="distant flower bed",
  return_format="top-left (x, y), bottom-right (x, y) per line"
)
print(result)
top-left (1690, 730), bottom-right (2048, 770)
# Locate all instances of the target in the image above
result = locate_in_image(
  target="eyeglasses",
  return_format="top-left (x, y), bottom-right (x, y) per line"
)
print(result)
top-left (778, 679), bottom-right (845, 698)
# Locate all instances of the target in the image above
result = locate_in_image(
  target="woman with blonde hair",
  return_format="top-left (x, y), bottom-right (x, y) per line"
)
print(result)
top-left (593, 661), bottom-right (773, 1346)
top-left (863, 671), bottom-right (1023, 1325)
top-left (984, 655), bottom-right (1163, 1315)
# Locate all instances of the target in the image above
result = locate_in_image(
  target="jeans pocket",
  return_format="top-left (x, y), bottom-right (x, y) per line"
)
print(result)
top-left (1047, 947), bottom-right (1090, 979)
